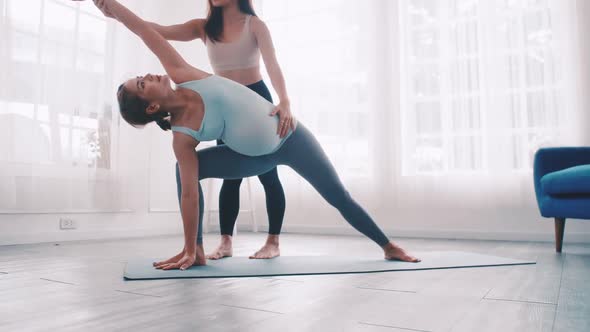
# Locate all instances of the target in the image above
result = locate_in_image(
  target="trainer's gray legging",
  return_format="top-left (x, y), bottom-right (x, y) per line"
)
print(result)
top-left (175, 124), bottom-right (390, 247)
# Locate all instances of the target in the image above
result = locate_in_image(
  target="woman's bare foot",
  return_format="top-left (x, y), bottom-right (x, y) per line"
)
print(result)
top-left (249, 234), bottom-right (280, 259)
top-left (383, 242), bottom-right (421, 262)
top-left (206, 235), bottom-right (233, 260)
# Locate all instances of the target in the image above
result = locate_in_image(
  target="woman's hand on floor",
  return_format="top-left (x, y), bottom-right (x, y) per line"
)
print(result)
top-left (153, 248), bottom-right (196, 271)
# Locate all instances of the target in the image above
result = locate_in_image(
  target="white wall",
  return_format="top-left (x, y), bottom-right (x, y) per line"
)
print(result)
top-left (1, 0), bottom-right (589, 246)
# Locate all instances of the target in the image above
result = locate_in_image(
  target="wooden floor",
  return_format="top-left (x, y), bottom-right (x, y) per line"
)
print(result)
top-left (1, 233), bottom-right (589, 332)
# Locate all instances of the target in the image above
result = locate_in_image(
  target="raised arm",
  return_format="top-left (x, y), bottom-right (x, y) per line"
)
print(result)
top-left (93, 0), bottom-right (208, 83)
top-left (146, 19), bottom-right (206, 42)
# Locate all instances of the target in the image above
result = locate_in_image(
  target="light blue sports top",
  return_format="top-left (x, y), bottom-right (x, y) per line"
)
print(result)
top-left (171, 75), bottom-right (292, 157)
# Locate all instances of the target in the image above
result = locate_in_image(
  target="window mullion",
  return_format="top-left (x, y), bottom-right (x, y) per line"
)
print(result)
top-left (517, 4), bottom-right (528, 170)
top-left (439, 0), bottom-right (451, 173)
top-left (478, 0), bottom-right (491, 173)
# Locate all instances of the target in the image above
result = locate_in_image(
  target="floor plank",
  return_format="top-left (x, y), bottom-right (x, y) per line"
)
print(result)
top-left (1, 233), bottom-right (588, 332)
top-left (553, 251), bottom-right (590, 332)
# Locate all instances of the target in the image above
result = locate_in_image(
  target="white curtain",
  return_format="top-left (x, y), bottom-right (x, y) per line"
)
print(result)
top-left (257, 0), bottom-right (586, 235)
top-left (396, 0), bottom-right (582, 208)
top-left (399, 0), bottom-right (580, 174)
top-left (0, 0), bottom-right (125, 213)
top-left (1, 0), bottom-right (585, 240)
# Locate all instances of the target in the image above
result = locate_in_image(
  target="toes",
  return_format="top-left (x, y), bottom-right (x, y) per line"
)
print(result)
top-left (407, 256), bottom-right (420, 263)
top-left (257, 254), bottom-right (275, 259)
top-left (250, 251), bottom-right (262, 259)
top-left (249, 249), bottom-right (279, 259)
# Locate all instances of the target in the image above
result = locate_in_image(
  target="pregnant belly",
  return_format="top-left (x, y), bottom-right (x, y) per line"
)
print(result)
top-left (223, 117), bottom-right (282, 156)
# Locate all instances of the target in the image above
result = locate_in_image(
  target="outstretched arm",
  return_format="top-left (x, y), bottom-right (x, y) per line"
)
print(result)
top-left (92, 0), bottom-right (208, 83)
top-left (173, 134), bottom-right (200, 253)
top-left (153, 133), bottom-right (201, 270)
top-left (147, 19), bottom-right (206, 42)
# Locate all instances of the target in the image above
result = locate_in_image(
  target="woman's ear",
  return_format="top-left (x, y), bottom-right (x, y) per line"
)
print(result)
top-left (145, 103), bottom-right (160, 115)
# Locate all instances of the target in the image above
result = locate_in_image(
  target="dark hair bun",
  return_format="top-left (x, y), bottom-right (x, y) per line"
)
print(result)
top-left (155, 113), bottom-right (171, 131)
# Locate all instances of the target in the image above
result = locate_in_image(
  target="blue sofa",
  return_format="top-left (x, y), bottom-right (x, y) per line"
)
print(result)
top-left (533, 147), bottom-right (590, 252)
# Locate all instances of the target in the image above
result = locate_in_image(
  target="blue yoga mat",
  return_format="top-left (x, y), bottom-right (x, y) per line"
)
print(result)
top-left (123, 251), bottom-right (535, 280)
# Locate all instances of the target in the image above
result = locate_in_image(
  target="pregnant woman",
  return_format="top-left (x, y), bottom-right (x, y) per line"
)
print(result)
top-left (101, 0), bottom-right (293, 260)
top-left (90, 0), bottom-right (420, 270)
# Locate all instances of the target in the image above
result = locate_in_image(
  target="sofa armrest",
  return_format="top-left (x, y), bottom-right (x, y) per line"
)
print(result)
top-left (533, 147), bottom-right (590, 200)
top-left (534, 147), bottom-right (590, 177)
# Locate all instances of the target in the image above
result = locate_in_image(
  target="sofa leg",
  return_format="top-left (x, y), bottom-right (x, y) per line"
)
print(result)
top-left (554, 218), bottom-right (566, 253)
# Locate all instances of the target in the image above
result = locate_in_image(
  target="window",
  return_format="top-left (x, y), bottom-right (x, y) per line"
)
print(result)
top-left (0, 0), bottom-right (120, 212)
top-left (259, 0), bottom-right (374, 178)
top-left (399, 0), bottom-right (567, 175)
top-left (1, 0), bottom-right (113, 169)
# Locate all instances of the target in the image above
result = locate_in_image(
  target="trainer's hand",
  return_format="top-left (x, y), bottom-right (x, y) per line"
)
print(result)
top-left (269, 101), bottom-right (297, 138)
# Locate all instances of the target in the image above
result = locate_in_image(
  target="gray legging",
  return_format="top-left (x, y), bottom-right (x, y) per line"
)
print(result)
top-left (175, 123), bottom-right (390, 247)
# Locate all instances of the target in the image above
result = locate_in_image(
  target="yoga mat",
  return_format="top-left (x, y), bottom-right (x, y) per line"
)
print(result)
top-left (124, 251), bottom-right (535, 280)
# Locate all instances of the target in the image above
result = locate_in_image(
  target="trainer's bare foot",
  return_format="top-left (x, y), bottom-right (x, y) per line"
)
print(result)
top-left (206, 235), bottom-right (233, 260)
top-left (383, 242), bottom-right (421, 262)
top-left (249, 235), bottom-right (280, 259)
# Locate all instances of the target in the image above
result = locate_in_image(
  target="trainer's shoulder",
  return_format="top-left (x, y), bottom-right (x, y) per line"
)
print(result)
top-left (190, 18), bottom-right (207, 39)
top-left (249, 15), bottom-right (269, 32)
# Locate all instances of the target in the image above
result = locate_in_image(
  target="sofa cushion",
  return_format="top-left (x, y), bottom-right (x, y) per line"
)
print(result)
top-left (541, 164), bottom-right (590, 195)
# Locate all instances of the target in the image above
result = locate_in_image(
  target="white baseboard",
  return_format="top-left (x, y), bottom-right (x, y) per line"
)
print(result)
top-left (3, 223), bottom-right (590, 246)
top-left (234, 223), bottom-right (590, 244)
top-left (0, 228), bottom-right (181, 246)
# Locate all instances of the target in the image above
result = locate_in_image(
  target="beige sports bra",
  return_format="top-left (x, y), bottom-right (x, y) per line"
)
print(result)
top-left (205, 15), bottom-right (260, 72)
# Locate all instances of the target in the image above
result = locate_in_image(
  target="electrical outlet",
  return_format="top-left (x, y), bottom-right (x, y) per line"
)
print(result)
top-left (59, 218), bottom-right (76, 230)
